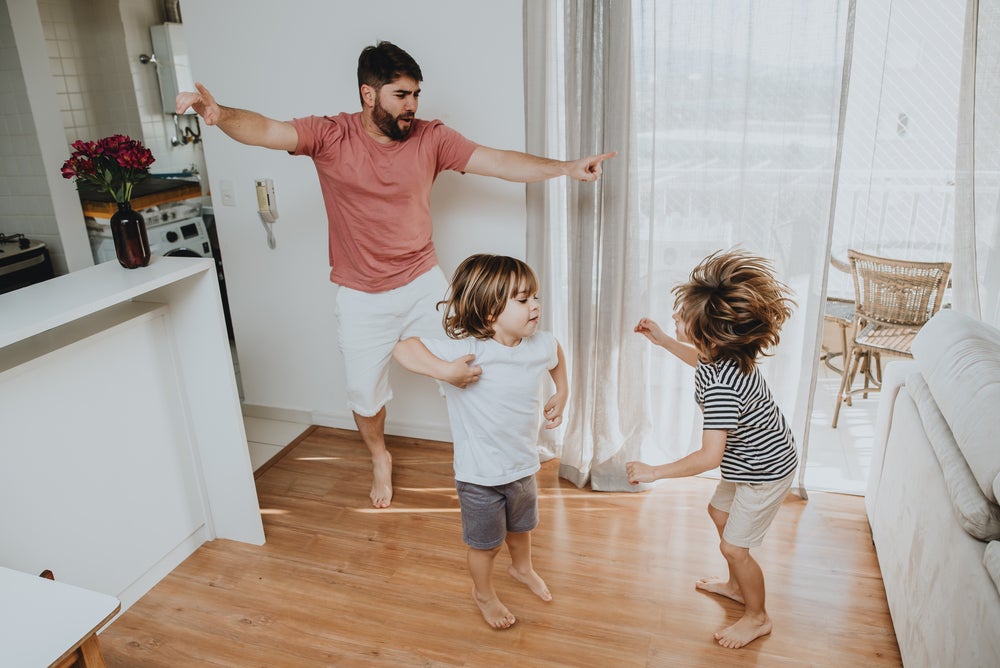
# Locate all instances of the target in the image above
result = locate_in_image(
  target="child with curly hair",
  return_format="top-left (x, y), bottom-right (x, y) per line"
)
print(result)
top-left (626, 248), bottom-right (797, 649)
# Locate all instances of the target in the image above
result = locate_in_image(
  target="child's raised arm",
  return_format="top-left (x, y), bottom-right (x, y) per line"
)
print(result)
top-left (635, 317), bottom-right (700, 368)
top-left (392, 338), bottom-right (482, 389)
top-left (543, 343), bottom-right (569, 429)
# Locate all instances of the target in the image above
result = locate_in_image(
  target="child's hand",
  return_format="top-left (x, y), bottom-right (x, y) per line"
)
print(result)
top-left (443, 354), bottom-right (482, 389)
top-left (625, 461), bottom-right (656, 484)
top-left (634, 318), bottom-right (667, 346)
top-left (543, 391), bottom-right (567, 429)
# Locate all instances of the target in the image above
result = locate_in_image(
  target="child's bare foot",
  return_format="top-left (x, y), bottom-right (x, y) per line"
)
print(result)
top-left (508, 565), bottom-right (553, 601)
top-left (695, 576), bottom-right (744, 604)
top-left (714, 613), bottom-right (772, 649)
top-left (370, 451), bottom-right (393, 508)
top-left (472, 586), bottom-right (516, 629)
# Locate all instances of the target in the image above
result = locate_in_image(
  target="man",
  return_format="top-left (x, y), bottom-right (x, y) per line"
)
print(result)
top-left (176, 41), bottom-right (614, 509)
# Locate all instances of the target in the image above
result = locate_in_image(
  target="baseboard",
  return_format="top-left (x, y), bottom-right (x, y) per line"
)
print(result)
top-left (240, 403), bottom-right (312, 424)
top-left (310, 410), bottom-right (453, 443)
top-left (253, 425), bottom-right (318, 480)
top-left (113, 525), bottom-right (211, 617)
top-left (241, 403), bottom-right (453, 443)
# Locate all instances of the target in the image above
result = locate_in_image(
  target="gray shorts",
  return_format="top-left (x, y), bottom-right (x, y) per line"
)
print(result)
top-left (455, 476), bottom-right (539, 550)
top-left (710, 472), bottom-right (794, 548)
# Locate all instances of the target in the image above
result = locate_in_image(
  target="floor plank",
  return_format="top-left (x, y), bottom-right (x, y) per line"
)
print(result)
top-left (99, 427), bottom-right (901, 667)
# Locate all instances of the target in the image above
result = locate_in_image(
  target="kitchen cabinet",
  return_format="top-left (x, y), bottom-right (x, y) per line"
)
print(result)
top-left (0, 257), bottom-right (263, 614)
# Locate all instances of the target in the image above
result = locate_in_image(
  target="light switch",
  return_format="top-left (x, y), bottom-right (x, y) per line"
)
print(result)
top-left (220, 179), bottom-right (236, 206)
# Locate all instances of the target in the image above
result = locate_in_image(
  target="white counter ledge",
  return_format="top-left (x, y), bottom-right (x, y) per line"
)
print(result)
top-left (0, 256), bottom-right (264, 614)
top-left (0, 255), bottom-right (218, 348)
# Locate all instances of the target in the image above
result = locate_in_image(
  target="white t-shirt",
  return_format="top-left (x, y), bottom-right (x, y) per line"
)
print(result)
top-left (420, 332), bottom-right (559, 486)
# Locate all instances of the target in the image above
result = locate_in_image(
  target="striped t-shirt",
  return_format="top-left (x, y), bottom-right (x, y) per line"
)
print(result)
top-left (694, 358), bottom-right (798, 483)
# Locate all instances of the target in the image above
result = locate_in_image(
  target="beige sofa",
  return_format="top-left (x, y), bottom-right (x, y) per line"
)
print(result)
top-left (866, 309), bottom-right (1000, 667)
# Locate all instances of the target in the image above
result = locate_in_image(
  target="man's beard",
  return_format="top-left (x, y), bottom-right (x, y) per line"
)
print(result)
top-left (373, 99), bottom-right (413, 141)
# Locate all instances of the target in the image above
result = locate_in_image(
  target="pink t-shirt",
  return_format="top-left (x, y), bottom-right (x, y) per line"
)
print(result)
top-left (291, 112), bottom-right (478, 292)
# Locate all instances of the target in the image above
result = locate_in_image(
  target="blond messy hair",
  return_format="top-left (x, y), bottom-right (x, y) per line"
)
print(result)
top-left (440, 254), bottom-right (540, 340)
top-left (673, 249), bottom-right (795, 374)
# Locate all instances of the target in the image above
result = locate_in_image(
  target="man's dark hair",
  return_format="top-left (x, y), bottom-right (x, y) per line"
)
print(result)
top-left (357, 41), bottom-right (423, 105)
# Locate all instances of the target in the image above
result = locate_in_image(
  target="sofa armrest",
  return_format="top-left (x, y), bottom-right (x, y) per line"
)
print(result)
top-left (865, 359), bottom-right (918, 518)
top-left (987, 541), bottom-right (1000, 596)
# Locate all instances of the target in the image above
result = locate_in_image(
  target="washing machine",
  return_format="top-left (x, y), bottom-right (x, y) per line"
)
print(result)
top-left (88, 201), bottom-right (212, 263)
top-left (92, 215), bottom-right (213, 262)
top-left (88, 202), bottom-right (236, 339)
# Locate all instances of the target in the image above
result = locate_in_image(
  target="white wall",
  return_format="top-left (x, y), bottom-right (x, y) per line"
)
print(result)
top-left (181, 1), bottom-right (527, 439)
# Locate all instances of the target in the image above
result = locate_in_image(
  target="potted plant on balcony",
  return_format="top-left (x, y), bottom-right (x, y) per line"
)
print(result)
top-left (61, 135), bottom-right (156, 269)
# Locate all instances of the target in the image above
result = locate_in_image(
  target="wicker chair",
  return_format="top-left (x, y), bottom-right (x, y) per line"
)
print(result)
top-left (821, 255), bottom-right (855, 374)
top-left (831, 249), bottom-right (951, 428)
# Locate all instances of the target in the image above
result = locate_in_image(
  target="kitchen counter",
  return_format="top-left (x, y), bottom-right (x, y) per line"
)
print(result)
top-left (0, 257), bottom-right (264, 613)
top-left (1, 253), bottom-right (209, 347)
top-left (77, 177), bottom-right (202, 217)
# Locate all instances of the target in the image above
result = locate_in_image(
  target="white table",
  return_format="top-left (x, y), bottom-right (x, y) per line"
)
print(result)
top-left (0, 566), bottom-right (121, 667)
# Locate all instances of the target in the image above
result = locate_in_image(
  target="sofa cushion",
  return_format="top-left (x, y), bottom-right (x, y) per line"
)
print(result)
top-left (912, 310), bottom-right (1000, 503)
top-left (907, 371), bottom-right (1000, 541)
top-left (986, 541), bottom-right (1000, 596)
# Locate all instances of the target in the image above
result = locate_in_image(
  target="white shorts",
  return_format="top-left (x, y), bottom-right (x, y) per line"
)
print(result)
top-left (710, 473), bottom-right (794, 548)
top-left (333, 266), bottom-right (448, 417)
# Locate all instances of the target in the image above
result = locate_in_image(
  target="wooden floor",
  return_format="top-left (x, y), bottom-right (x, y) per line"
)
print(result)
top-left (99, 427), bottom-right (901, 667)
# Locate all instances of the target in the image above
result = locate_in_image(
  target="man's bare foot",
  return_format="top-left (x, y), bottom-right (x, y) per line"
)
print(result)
top-left (695, 576), bottom-right (744, 604)
top-left (714, 613), bottom-right (772, 649)
top-left (473, 586), bottom-right (516, 629)
top-left (370, 451), bottom-right (393, 508)
top-left (508, 565), bottom-right (553, 601)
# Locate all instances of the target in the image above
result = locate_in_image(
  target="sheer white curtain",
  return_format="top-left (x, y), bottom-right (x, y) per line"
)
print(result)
top-left (821, 0), bottom-right (1000, 320)
top-left (525, 0), bottom-right (854, 492)
top-left (955, 0), bottom-right (1000, 326)
top-left (827, 0), bottom-right (968, 303)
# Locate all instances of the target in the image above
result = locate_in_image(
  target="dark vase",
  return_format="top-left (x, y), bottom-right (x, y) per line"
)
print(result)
top-left (110, 201), bottom-right (151, 269)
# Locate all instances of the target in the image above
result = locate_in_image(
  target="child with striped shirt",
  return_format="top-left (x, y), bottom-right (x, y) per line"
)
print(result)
top-left (625, 249), bottom-right (797, 650)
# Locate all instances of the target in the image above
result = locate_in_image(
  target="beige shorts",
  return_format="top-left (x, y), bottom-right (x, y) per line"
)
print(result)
top-left (710, 473), bottom-right (794, 548)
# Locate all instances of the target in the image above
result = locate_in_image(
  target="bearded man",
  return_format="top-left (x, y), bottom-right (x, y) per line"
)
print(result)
top-left (176, 41), bottom-right (614, 509)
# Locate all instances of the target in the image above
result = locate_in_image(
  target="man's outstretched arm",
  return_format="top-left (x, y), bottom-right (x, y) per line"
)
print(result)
top-left (464, 147), bottom-right (617, 183)
top-left (176, 82), bottom-right (298, 152)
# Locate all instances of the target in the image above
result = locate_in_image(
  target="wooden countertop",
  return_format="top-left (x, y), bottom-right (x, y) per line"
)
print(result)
top-left (79, 180), bottom-right (202, 217)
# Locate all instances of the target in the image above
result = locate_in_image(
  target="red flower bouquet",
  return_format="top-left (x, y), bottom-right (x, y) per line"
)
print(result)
top-left (61, 134), bottom-right (155, 203)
